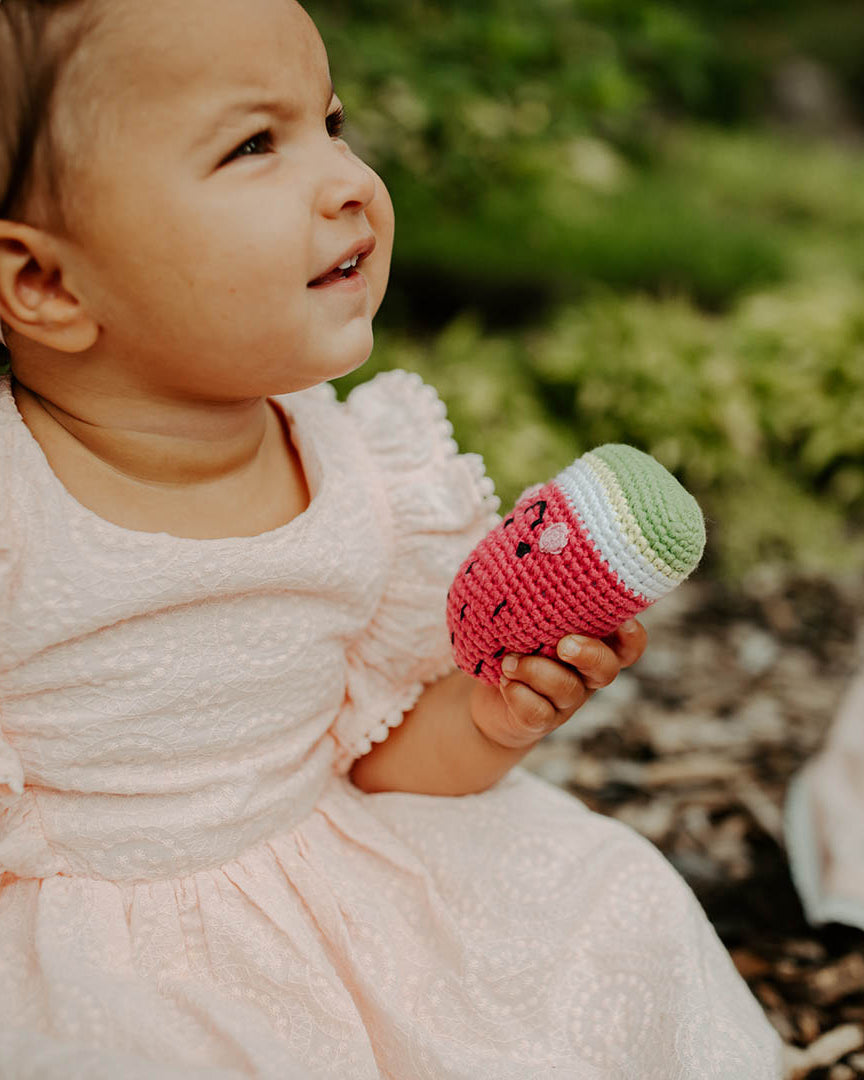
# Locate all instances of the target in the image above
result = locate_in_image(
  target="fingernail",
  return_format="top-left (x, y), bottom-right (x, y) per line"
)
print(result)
top-left (501, 655), bottom-right (518, 676)
top-left (499, 674), bottom-right (511, 690)
top-left (558, 637), bottom-right (583, 661)
top-left (621, 620), bottom-right (638, 634)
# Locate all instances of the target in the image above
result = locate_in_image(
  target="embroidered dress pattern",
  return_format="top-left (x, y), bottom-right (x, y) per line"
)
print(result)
top-left (0, 370), bottom-right (781, 1078)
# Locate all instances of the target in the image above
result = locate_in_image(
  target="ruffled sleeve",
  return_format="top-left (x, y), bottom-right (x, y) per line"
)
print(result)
top-left (330, 370), bottom-right (500, 773)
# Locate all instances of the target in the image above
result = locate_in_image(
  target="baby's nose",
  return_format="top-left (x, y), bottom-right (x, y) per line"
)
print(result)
top-left (320, 148), bottom-right (377, 218)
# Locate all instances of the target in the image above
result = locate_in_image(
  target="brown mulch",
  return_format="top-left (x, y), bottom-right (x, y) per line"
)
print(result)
top-left (523, 569), bottom-right (864, 1080)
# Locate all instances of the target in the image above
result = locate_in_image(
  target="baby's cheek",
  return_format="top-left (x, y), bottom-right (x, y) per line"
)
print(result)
top-left (367, 175), bottom-right (395, 313)
top-left (370, 171), bottom-right (395, 238)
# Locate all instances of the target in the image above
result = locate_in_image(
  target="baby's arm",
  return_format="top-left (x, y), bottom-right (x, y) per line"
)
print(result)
top-left (349, 621), bottom-right (646, 795)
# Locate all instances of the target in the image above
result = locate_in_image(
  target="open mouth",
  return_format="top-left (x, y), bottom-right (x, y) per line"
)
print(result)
top-left (308, 238), bottom-right (376, 288)
top-left (308, 253), bottom-right (362, 288)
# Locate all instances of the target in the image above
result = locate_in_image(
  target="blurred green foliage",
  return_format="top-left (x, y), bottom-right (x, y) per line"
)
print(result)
top-left (308, 0), bottom-right (864, 578)
top-left (309, 0), bottom-right (789, 314)
top-left (353, 271), bottom-right (864, 576)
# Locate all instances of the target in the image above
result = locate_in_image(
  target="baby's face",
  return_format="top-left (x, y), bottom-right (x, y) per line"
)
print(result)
top-left (53, 0), bottom-right (394, 398)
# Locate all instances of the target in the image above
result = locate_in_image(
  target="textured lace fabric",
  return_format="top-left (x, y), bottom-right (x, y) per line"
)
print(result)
top-left (0, 370), bottom-right (782, 1078)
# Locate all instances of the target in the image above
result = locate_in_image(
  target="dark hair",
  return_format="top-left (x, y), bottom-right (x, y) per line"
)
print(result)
top-left (0, 0), bottom-right (93, 362)
top-left (0, 0), bottom-right (95, 223)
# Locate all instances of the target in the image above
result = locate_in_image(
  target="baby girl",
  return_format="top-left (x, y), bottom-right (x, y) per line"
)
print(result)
top-left (0, 0), bottom-right (781, 1076)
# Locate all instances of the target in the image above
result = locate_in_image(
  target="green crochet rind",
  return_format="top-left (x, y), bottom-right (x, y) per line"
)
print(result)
top-left (588, 444), bottom-right (706, 576)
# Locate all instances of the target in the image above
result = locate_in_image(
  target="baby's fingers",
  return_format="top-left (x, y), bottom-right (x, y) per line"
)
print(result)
top-left (556, 635), bottom-right (621, 691)
top-left (605, 619), bottom-right (647, 669)
top-left (497, 679), bottom-right (558, 741)
top-left (501, 654), bottom-right (589, 716)
top-left (496, 661), bottom-right (588, 747)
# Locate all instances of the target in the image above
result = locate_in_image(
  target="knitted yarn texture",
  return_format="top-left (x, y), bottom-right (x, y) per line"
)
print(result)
top-left (446, 443), bottom-right (706, 685)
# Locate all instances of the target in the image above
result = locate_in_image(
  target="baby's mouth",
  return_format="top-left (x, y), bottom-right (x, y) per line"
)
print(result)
top-left (308, 254), bottom-right (361, 288)
top-left (308, 237), bottom-right (376, 288)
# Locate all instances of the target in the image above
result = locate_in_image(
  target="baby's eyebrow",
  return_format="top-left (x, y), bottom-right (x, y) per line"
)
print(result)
top-left (191, 80), bottom-right (336, 154)
top-left (190, 99), bottom-right (295, 153)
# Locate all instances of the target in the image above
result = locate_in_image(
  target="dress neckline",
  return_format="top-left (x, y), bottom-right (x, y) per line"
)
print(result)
top-left (0, 375), bottom-right (327, 548)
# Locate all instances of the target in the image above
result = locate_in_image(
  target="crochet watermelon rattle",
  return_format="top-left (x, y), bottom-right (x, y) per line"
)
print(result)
top-left (446, 443), bottom-right (706, 685)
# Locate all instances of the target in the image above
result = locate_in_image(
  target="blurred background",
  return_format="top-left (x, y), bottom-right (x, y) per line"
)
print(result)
top-left (312, 0), bottom-right (864, 578)
top-left (307, 0), bottom-right (864, 1073)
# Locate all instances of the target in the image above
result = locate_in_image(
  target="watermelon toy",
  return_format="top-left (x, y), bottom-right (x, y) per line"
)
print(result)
top-left (446, 444), bottom-right (705, 685)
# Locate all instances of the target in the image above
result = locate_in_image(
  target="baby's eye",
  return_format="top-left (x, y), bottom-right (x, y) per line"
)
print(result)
top-left (220, 130), bottom-right (275, 166)
top-left (326, 105), bottom-right (346, 139)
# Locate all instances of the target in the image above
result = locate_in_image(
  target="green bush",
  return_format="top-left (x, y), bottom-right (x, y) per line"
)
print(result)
top-left (337, 271), bottom-right (864, 578)
top-left (306, 0), bottom-right (789, 315)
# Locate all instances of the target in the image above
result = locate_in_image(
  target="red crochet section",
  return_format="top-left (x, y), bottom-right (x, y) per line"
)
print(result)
top-left (446, 480), bottom-right (648, 685)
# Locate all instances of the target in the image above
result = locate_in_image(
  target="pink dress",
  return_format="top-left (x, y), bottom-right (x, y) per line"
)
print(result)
top-left (0, 370), bottom-right (781, 1078)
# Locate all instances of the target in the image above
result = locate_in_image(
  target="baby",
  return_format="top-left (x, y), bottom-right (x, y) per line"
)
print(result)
top-left (0, 0), bottom-right (781, 1076)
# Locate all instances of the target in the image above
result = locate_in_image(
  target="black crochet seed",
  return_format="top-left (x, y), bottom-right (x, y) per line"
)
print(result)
top-left (528, 500), bottom-right (547, 530)
top-left (458, 499), bottom-right (549, 679)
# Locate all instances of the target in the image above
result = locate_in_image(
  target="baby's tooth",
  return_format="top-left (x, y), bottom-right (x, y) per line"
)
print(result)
top-left (338, 259), bottom-right (353, 270)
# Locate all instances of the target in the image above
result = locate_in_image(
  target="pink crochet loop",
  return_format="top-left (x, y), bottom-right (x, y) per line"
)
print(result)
top-left (446, 480), bottom-right (647, 685)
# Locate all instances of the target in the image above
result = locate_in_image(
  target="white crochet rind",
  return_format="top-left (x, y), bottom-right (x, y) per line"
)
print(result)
top-left (554, 458), bottom-right (680, 602)
top-left (585, 454), bottom-right (699, 580)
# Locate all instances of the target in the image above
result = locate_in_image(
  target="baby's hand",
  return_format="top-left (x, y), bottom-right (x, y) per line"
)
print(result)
top-left (468, 620), bottom-right (647, 751)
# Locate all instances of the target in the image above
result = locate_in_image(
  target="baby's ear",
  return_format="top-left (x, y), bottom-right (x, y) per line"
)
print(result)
top-left (0, 220), bottom-right (98, 353)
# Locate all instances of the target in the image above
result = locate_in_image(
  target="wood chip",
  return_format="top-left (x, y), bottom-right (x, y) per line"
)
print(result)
top-left (569, 756), bottom-right (608, 790)
top-left (785, 940), bottom-right (828, 963)
top-left (731, 948), bottom-right (773, 980)
top-left (731, 777), bottom-right (785, 843)
top-left (756, 982), bottom-right (786, 1011)
top-left (829, 1064), bottom-right (855, 1080)
top-left (783, 1024), bottom-right (864, 1079)
top-left (794, 1004), bottom-right (823, 1045)
top-left (611, 798), bottom-right (678, 844)
top-left (768, 1009), bottom-right (797, 1044)
top-left (805, 954), bottom-right (864, 1007)
top-left (610, 754), bottom-right (743, 788)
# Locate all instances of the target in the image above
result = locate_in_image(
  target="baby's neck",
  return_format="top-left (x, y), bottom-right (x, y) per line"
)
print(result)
top-left (17, 380), bottom-right (271, 484)
top-left (11, 379), bottom-right (311, 538)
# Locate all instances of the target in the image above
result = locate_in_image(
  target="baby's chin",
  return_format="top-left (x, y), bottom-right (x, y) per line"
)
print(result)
top-left (268, 328), bottom-right (375, 396)
top-left (328, 314), bottom-right (375, 369)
